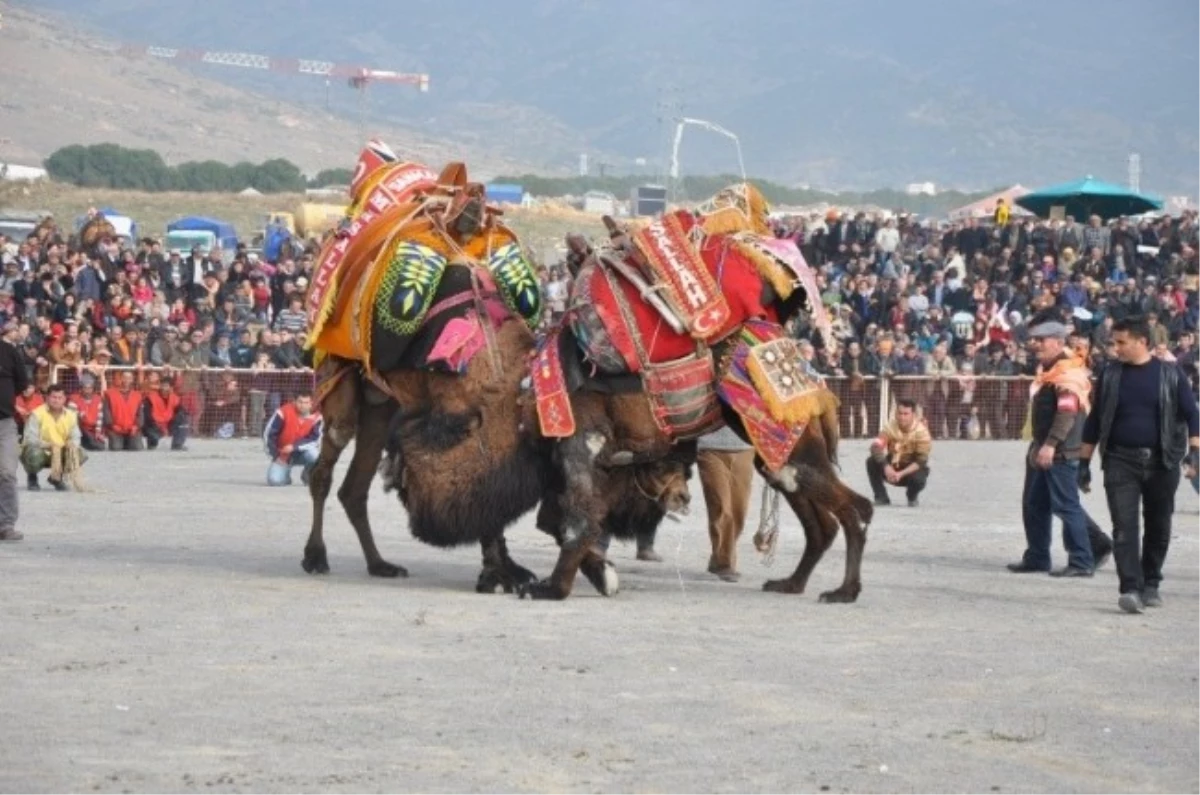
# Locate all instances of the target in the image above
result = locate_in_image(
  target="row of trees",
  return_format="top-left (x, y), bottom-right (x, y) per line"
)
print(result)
top-left (492, 173), bottom-right (994, 217)
top-left (43, 144), bottom-right (352, 193)
top-left (42, 144), bottom-right (991, 213)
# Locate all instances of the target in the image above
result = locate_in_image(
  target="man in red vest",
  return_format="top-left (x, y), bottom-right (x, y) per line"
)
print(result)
top-left (68, 373), bottom-right (106, 451)
top-left (143, 375), bottom-right (189, 452)
top-left (263, 393), bottom-right (322, 486)
top-left (103, 370), bottom-right (145, 451)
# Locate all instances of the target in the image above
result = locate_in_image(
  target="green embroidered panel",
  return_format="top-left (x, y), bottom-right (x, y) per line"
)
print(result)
top-left (375, 241), bottom-right (449, 337)
top-left (487, 242), bottom-right (542, 327)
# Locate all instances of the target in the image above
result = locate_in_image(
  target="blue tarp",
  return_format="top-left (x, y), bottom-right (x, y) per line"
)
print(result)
top-left (485, 183), bottom-right (524, 204)
top-left (167, 216), bottom-right (238, 249)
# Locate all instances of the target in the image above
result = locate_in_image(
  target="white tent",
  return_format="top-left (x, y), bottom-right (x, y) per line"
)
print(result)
top-left (947, 185), bottom-right (1032, 221)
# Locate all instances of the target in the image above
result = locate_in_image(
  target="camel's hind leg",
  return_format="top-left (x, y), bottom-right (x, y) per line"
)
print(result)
top-left (762, 490), bottom-right (838, 595)
top-left (303, 370), bottom-right (358, 575)
top-left (760, 458), bottom-right (870, 603)
top-left (337, 397), bottom-right (408, 578)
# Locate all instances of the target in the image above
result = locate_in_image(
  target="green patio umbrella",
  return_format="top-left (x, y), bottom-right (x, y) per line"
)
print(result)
top-left (1015, 175), bottom-right (1163, 220)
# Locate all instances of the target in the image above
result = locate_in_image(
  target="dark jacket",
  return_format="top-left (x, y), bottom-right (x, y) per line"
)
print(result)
top-left (0, 338), bottom-right (31, 419)
top-left (1030, 353), bottom-right (1085, 459)
top-left (1089, 360), bottom-right (1193, 471)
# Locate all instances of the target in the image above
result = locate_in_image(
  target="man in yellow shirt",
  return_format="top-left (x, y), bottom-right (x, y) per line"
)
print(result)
top-left (21, 384), bottom-right (87, 492)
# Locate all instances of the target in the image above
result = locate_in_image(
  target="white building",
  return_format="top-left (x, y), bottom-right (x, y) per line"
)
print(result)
top-left (905, 181), bottom-right (937, 196)
top-left (0, 163), bottom-right (47, 182)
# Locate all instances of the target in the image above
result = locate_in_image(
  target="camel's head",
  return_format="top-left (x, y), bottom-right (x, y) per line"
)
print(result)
top-left (637, 459), bottom-right (694, 517)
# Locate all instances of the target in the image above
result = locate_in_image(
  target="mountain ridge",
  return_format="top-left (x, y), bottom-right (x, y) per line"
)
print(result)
top-left (7, 0), bottom-right (1199, 195)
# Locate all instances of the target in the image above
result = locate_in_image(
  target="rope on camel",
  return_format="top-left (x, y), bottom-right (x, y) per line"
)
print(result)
top-left (752, 481), bottom-right (780, 566)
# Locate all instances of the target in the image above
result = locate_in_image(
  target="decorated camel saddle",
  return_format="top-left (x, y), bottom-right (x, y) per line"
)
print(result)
top-left (305, 143), bottom-right (542, 390)
top-left (531, 183), bottom-right (836, 471)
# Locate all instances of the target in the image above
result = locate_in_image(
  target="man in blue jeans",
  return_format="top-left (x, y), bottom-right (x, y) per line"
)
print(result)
top-left (1008, 319), bottom-right (1095, 577)
top-left (263, 394), bottom-right (322, 487)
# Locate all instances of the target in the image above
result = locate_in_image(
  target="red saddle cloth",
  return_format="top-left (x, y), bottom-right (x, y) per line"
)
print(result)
top-left (578, 225), bottom-right (776, 374)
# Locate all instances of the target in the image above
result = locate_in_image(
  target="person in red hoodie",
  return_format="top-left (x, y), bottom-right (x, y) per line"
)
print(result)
top-left (142, 374), bottom-right (189, 452)
top-left (263, 393), bottom-right (322, 486)
top-left (14, 383), bottom-right (43, 442)
top-left (68, 373), bottom-right (106, 451)
top-left (103, 370), bottom-right (145, 451)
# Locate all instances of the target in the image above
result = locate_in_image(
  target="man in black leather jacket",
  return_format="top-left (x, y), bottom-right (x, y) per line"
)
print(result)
top-left (1080, 316), bottom-right (1200, 614)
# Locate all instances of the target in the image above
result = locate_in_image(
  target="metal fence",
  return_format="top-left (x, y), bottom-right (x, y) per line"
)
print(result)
top-left (48, 365), bottom-right (1038, 442)
top-left (50, 365), bottom-right (315, 439)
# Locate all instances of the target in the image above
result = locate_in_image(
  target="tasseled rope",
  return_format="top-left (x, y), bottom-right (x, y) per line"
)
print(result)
top-left (752, 482), bottom-right (780, 565)
top-left (50, 445), bottom-right (90, 492)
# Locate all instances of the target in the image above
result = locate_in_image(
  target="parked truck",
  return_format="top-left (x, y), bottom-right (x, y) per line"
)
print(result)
top-left (165, 216), bottom-right (239, 263)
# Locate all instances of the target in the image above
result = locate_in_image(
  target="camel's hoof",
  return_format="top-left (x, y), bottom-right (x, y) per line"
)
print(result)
top-left (506, 562), bottom-right (539, 586)
top-left (763, 578), bottom-right (804, 594)
top-left (818, 587), bottom-right (860, 604)
top-left (476, 569), bottom-right (511, 594)
top-left (581, 559), bottom-right (620, 597)
top-left (301, 550), bottom-right (330, 575)
top-left (368, 560), bottom-right (409, 578)
top-left (517, 580), bottom-right (567, 601)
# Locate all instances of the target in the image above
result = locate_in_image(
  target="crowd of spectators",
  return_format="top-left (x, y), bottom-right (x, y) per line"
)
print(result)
top-left (766, 205), bottom-right (1200, 438)
top-left (3, 200), bottom-right (1197, 443)
top-left (0, 230), bottom-right (317, 440)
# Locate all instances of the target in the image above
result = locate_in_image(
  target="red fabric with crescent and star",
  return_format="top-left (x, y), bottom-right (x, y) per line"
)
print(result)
top-left (584, 227), bottom-right (776, 371)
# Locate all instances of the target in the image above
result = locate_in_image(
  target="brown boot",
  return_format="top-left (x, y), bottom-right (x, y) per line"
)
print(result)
top-left (0, 528), bottom-right (24, 541)
top-left (711, 565), bottom-right (740, 582)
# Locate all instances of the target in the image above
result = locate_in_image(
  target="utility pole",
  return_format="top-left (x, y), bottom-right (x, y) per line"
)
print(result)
top-left (1128, 153), bottom-right (1141, 194)
top-left (654, 83), bottom-right (683, 201)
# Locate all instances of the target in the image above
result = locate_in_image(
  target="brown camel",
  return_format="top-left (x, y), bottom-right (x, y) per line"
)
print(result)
top-left (301, 314), bottom-right (692, 594)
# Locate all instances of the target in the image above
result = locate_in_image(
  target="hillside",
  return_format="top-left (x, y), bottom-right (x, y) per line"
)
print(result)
top-left (12, 0), bottom-right (1200, 195)
top-left (0, 4), bottom-right (536, 179)
top-left (0, 180), bottom-right (604, 263)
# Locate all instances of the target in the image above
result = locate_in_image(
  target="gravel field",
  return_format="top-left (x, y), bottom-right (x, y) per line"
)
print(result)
top-left (1, 439), bottom-right (1197, 794)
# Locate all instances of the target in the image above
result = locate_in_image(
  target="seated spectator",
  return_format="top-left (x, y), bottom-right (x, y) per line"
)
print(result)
top-left (867, 398), bottom-right (932, 507)
top-left (103, 370), bottom-right (146, 451)
top-left (143, 376), bottom-right (189, 451)
top-left (68, 373), bottom-right (107, 451)
top-left (22, 384), bottom-right (87, 492)
top-left (263, 393), bottom-right (322, 487)
top-left (14, 383), bottom-right (43, 440)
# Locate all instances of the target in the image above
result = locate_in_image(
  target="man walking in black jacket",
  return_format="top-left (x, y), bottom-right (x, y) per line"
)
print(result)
top-left (1079, 316), bottom-right (1200, 614)
top-left (0, 333), bottom-right (31, 540)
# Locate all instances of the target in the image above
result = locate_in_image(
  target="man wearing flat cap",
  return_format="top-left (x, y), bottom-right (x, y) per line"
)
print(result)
top-left (1008, 317), bottom-right (1096, 577)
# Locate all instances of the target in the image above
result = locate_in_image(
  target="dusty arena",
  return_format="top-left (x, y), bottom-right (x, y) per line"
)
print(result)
top-left (1, 439), bottom-right (1196, 794)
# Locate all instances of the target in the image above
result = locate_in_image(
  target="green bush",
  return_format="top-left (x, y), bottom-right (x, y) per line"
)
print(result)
top-left (44, 144), bottom-right (309, 193)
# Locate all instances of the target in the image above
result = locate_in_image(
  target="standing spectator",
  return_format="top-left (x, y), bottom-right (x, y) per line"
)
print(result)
top-left (1007, 320), bottom-right (1095, 577)
top-left (695, 426), bottom-right (755, 582)
top-left (0, 332), bottom-right (30, 539)
top-left (1079, 317), bottom-right (1200, 613)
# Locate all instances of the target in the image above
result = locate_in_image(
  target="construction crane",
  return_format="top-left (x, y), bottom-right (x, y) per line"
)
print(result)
top-left (101, 41), bottom-right (430, 136)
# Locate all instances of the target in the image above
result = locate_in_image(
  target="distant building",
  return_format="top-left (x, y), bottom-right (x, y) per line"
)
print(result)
top-left (0, 163), bottom-right (47, 182)
top-left (581, 191), bottom-right (616, 215)
top-left (905, 182), bottom-right (937, 196)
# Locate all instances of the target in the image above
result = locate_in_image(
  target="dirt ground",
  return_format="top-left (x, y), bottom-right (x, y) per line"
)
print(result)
top-left (1, 439), bottom-right (1196, 794)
